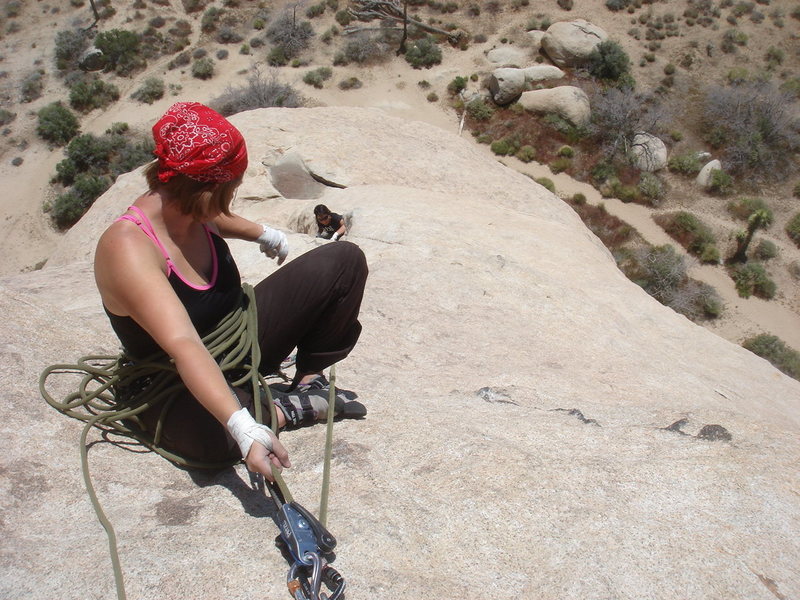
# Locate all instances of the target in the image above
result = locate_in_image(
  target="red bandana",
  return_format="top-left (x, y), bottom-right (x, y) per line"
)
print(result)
top-left (152, 102), bottom-right (248, 184)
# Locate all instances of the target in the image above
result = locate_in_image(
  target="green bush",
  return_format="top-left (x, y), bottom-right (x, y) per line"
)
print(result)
top-left (426, 92), bottom-right (439, 102)
top-left (465, 98), bottom-right (494, 121)
top-left (131, 77), bottom-right (165, 104)
top-left (708, 169), bottom-right (733, 195)
top-left (753, 239), bottom-right (778, 261)
top-left (0, 108), bottom-right (16, 126)
top-left (268, 46), bottom-right (289, 66)
top-left (668, 152), bottom-right (702, 175)
top-left (405, 37), bottom-right (442, 69)
top-left (94, 29), bottom-right (144, 76)
top-left (491, 136), bottom-right (520, 157)
top-left (535, 177), bottom-right (555, 193)
top-left (201, 6), bottom-right (222, 32)
top-left (306, 3), bottom-right (326, 18)
top-left (69, 78), bottom-right (120, 112)
top-left (638, 172), bottom-right (665, 206)
top-left (557, 145), bottom-right (574, 158)
top-left (192, 57), bottom-right (215, 79)
top-left (302, 67), bottom-right (332, 88)
top-left (726, 197), bottom-right (769, 220)
top-left (51, 174), bottom-right (111, 229)
top-left (742, 334), bottom-right (800, 380)
top-left (549, 157), bottom-right (572, 174)
top-left (335, 9), bottom-right (352, 26)
top-left (515, 145), bottom-right (536, 163)
top-left (659, 211), bottom-right (718, 260)
top-left (729, 262), bottom-right (776, 298)
top-left (447, 76), bottom-right (468, 95)
top-left (20, 70), bottom-right (45, 103)
top-left (786, 213), bottom-right (800, 247)
top-left (587, 40), bottom-right (631, 82)
top-left (338, 77), bottom-right (362, 90)
top-left (37, 103), bottom-right (79, 146)
top-left (340, 34), bottom-right (389, 64)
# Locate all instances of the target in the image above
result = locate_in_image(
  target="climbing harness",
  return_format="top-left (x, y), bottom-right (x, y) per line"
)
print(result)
top-left (40, 284), bottom-right (348, 600)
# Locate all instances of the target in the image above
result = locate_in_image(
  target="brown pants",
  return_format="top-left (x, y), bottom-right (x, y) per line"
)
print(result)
top-left (137, 241), bottom-right (368, 464)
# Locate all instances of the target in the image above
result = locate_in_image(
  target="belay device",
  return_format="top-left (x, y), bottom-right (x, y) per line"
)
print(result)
top-left (259, 476), bottom-right (346, 600)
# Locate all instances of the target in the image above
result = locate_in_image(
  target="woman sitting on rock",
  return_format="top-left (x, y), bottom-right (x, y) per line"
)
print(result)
top-left (93, 102), bottom-right (368, 480)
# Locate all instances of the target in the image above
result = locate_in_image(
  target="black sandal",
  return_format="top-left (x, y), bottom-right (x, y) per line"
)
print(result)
top-left (271, 388), bottom-right (366, 429)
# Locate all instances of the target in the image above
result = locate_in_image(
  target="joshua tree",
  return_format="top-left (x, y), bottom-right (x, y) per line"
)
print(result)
top-left (730, 208), bottom-right (773, 263)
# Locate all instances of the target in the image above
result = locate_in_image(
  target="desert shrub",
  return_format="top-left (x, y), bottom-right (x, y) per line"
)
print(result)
top-left (558, 0), bottom-right (574, 9)
top-left (211, 68), bottom-right (303, 115)
top-left (515, 145), bottom-right (536, 162)
top-left (149, 16), bottom-right (166, 28)
top-left (69, 78), bottom-right (120, 112)
top-left (657, 211), bottom-right (718, 260)
top-left (794, 183), bottom-right (800, 199)
top-left (340, 34), bottom-right (390, 64)
top-left (216, 27), bottom-right (244, 44)
top-left (201, 7), bottom-right (223, 32)
top-left (491, 136), bottom-right (521, 157)
top-left (168, 51), bottom-right (192, 70)
top-left (51, 174), bottom-right (111, 229)
top-left (786, 213), bottom-right (800, 247)
top-left (192, 57), bottom-right (215, 79)
top-left (622, 244), bottom-right (723, 319)
top-left (193, 48), bottom-right (209, 59)
top-left (587, 40), bottom-right (631, 82)
top-left (781, 78), bottom-right (800, 99)
top-left (405, 37), bottom-right (442, 69)
top-left (303, 66), bottom-right (332, 88)
top-left (466, 98), bottom-right (494, 121)
top-left (606, 0), bottom-right (630, 10)
top-left (729, 262), bottom-right (776, 298)
top-left (426, 92), bottom-right (439, 102)
top-left (131, 77), bottom-right (165, 104)
top-left (37, 103), bottom-right (79, 146)
top-left (20, 70), bottom-right (45, 103)
top-left (742, 334), bottom-right (800, 381)
top-left (572, 192), bottom-right (586, 204)
top-left (335, 9), bottom-right (352, 25)
top-left (448, 76), bottom-right (468, 95)
top-left (753, 239), bottom-right (778, 260)
top-left (217, 49), bottom-right (230, 60)
top-left (307, 3), bottom-right (326, 17)
top-left (535, 177), bottom-right (555, 193)
top-left (338, 77), bottom-right (362, 90)
top-left (589, 87), bottom-right (667, 163)
top-left (638, 172), bottom-right (665, 206)
top-left (54, 29), bottom-right (89, 71)
top-left (668, 152), bottom-right (702, 175)
top-left (558, 145), bottom-right (575, 158)
top-left (708, 169), bottom-right (733, 195)
top-left (0, 108), bottom-right (15, 126)
top-left (94, 29), bottom-right (144, 76)
top-left (182, 0), bottom-right (207, 12)
top-left (549, 157), bottom-right (572, 173)
top-left (726, 196), bottom-right (769, 220)
top-left (266, 14), bottom-right (314, 59)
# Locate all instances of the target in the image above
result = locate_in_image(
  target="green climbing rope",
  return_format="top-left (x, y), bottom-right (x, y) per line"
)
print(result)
top-left (38, 283), bottom-right (301, 599)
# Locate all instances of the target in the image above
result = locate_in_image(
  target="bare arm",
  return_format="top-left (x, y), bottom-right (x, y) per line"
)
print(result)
top-left (95, 224), bottom-right (289, 477)
top-left (212, 212), bottom-right (263, 241)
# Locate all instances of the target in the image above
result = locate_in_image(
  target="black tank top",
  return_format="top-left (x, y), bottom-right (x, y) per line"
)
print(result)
top-left (104, 207), bottom-right (242, 359)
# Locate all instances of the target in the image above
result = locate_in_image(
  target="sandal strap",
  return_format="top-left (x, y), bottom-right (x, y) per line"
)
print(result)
top-left (274, 393), bottom-right (317, 428)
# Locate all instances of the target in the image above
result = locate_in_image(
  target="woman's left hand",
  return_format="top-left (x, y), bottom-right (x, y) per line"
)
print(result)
top-left (245, 435), bottom-right (291, 481)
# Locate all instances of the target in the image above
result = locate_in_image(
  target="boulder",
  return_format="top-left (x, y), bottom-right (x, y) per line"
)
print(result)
top-left (268, 151), bottom-right (325, 199)
top-left (488, 68), bottom-right (528, 105)
top-left (518, 86), bottom-right (591, 126)
top-left (522, 65), bottom-right (566, 83)
top-left (525, 29), bottom-right (547, 51)
top-left (485, 46), bottom-right (529, 67)
top-left (630, 132), bottom-right (668, 172)
top-left (696, 159), bottom-right (722, 189)
top-left (541, 19), bottom-right (609, 67)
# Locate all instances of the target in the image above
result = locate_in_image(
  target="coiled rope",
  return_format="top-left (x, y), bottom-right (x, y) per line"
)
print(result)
top-left (39, 283), bottom-right (299, 599)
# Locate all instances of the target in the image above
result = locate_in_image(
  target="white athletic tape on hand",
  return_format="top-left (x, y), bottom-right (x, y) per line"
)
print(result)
top-left (227, 407), bottom-right (274, 459)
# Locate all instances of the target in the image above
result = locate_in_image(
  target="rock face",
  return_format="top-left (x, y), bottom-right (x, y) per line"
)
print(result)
top-left (3, 107), bottom-right (799, 600)
top-left (541, 19), bottom-right (609, 67)
top-left (518, 85), bottom-right (591, 126)
top-left (630, 132), bottom-right (668, 172)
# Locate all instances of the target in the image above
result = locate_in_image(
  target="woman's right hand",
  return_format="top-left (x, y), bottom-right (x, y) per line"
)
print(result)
top-left (245, 435), bottom-right (291, 481)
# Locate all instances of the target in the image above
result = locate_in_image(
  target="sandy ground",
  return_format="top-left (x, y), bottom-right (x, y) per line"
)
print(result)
top-left (0, 0), bottom-right (798, 351)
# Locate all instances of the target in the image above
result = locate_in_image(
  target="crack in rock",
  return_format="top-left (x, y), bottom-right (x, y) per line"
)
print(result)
top-left (476, 387), bottom-right (518, 405)
top-left (552, 408), bottom-right (600, 426)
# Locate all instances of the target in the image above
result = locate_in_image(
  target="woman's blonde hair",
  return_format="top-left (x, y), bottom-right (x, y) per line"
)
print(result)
top-left (144, 161), bottom-right (240, 221)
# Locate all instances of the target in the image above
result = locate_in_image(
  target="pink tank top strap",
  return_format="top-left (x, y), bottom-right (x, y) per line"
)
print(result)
top-left (115, 205), bottom-right (176, 276)
top-left (114, 206), bottom-right (219, 290)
